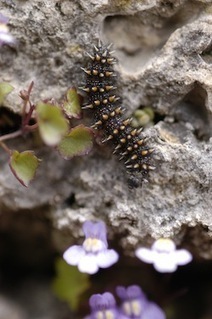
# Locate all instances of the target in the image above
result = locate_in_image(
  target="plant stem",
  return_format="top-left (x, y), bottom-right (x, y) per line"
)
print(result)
top-left (0, 141), bottom-right (12, 154)
top-left (25, 123), bottom-right (38, 131)
top-left (21, 81), bottom-right (34, 128)
top-left (0, 129), bottom-right (22, 142)
top-left (22, 104), bottom-right (35, 129)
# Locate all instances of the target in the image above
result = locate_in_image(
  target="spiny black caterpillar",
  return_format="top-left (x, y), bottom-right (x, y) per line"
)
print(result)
top-left (80, 41), bottom-right (155, 188)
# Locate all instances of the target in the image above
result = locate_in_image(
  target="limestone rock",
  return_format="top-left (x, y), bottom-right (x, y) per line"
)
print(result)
top-left (0, 0), bottom-right (211, 260)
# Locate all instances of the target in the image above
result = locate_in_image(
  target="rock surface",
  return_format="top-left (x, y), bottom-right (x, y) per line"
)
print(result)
top-left (0, 0), bottom-right (211, 262)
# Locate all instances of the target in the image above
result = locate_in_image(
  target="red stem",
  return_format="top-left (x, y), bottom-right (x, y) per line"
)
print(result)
top-left (0, 141), bottom-right (12, 155)
top-left (21, 81), bottom-right (34, 128)
top-left (22, 104), bottom-right (35, 130)
top-left (25, 123), bottom-right (38, 131)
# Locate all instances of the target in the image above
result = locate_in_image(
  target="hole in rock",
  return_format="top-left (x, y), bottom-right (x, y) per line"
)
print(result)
top-left (54, 56), bottom-right (63, 67)
top-left (0, 106), bottom-right (22, 136)
top-left (153, 111), bottom-right (166, 125)
top-left (172, 84), bottom-right (211, 140)
top-left (200, 42), bottom-right (212, 64)
top-left (63, 193), bottom-right (76, 207)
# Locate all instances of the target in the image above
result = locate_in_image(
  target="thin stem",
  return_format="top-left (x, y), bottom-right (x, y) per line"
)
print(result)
top-left (22, 104), bottom-right (35, 129)
top-left (21, 81), bottom-right (34, 127)
top-left (25, 123), bottom-right (38, 131)
top-left (0, 141), bottom-right (12, 155)
top-left (0, 129), bottom-right (22, 142)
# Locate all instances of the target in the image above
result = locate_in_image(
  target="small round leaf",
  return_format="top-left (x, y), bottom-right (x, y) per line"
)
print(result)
top-left (62, 88), bottom-right (82, 119)
top-left (9, 150), bottom-right (40, 187)
top-left (58, 125), bottom-right (93, 159)
top-left (36, 101), bottom-right (69, 146)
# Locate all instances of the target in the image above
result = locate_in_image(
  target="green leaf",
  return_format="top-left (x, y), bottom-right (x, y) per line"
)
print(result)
top-left (58, 125), bottom-right (93, 159)
top-left (9, 150), bottom-right (40, 187)
top-left (52, 258), bottom-right (90, 311)
top-left (133, 107), bottom-right (155, 127)
top-left (143, 107), bottom-right (155, 121)
top-left (36, 101), bottom-right (69, 146)
top-left (62, 88), bottom-right (82, 119)
top-left (0, 82), bottom-right (14, 105)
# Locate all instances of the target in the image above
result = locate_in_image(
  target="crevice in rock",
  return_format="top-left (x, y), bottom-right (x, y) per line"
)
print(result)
top-left (153, 111), bottom-right (167, 125)
top-left (0, 106), bottom-right (22, 136)
top-left (171, 84), bottom-right (211, 140)
top-left (63, 192), bottom-right (76, 208)
top-left (200, 42), bottom-right (212, 64)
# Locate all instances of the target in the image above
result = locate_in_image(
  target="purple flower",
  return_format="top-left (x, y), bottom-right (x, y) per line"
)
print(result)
top-left (140, 302), bottom-right (166, 319)
top-left (0, 13), bottom-right (15, 46)
top-left (116, 285), bottom-right (148, 318)
top-left (85, 292), bottom-right (120, 319)
top-left (135, 238), bottom-right (192, 273)
top-left (116, 285), bottom-right (166, 319)
top-left (63, 221), bottom-right (119, 274)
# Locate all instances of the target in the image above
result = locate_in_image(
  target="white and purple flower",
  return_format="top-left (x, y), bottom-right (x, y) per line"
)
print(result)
top-left (135, 238), bottom-right (192, 273)
top-left (116, 285), bottom-right (166, 319)
top-left (63, 220), bottom-right (119, 274)
top-left (0, 13), bottom-right (15, 46)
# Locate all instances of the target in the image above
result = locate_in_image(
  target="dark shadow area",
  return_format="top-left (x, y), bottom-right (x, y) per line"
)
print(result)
top-left (172, 84), bottom-right (211, 140)
top-left (0, 207), bottom-right (55, 277)
top-left (0, 208), bottom-right (72, 319)
top-left (200, 42), bottom-right (212, 64)
top-left (0, 106), bottom-right (22, 136)
top-left (63, 193), bottom-right (76, 208)
top-left (153, 111), bottom-right (167, 125)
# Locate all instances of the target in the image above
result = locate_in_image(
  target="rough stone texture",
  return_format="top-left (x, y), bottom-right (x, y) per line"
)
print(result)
top-left (0, 0), bottom-right (212, 264)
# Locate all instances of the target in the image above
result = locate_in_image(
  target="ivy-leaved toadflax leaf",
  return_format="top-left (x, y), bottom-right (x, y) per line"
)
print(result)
top-left (62, 87), bottom-right (82, 119)
top-left (9, 150), bottom-right (40, 187)
top-left (58, 124), bottom-right (93, 159)
top-left (36, 101), bottom-right (68, 146)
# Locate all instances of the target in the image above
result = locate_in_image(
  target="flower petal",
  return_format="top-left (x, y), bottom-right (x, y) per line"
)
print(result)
top-left (142, 302), bottom-right (166, 319)
top-left (116, 285), bottom-right (146, 301)
top-left (153, 254), bottom-right (177, 273)
top-left (89, 292), bottom-right (116, 310)
top-left (78, 254), bottom-right (99, 274)
top-left (83, 221), bottom-right (108, 247)
top-left (135, 248), bottom-right (156, 264)
top-left (96, 249), bottom-right (119, 268)
top-left (63, 245), bottom-right (85, 266)
top-left (173, 249), bottom-right (192, 265)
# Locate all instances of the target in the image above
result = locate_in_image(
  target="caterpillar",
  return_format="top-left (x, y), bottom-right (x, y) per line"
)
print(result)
top-left (80, 40), bottom-right (155, 188)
